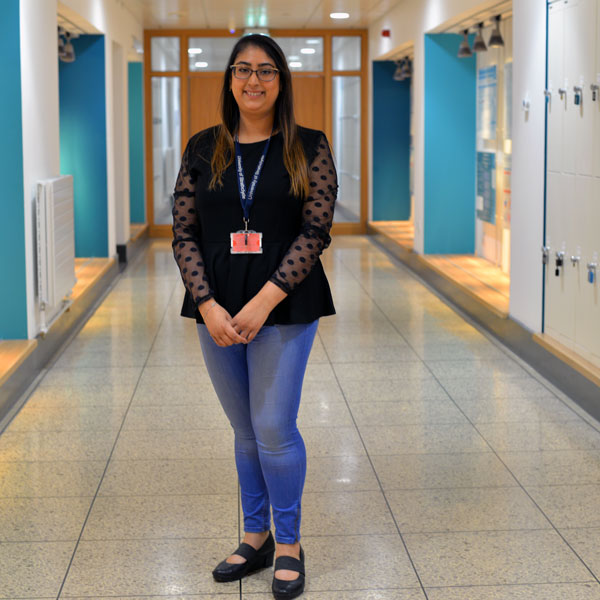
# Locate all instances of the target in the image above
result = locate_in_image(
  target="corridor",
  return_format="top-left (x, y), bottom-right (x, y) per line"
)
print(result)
top-left (1, 236), bottom-right (600, 599)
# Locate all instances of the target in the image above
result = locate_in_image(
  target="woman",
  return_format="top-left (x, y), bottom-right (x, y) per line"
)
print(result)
top-left (172, 34), bottom-right (337, 599)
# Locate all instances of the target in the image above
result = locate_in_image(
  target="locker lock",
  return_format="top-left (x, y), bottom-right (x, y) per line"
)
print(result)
top-left (573, 86), bottom-right (583, 105)
top-left (570, 254), bottom-right (581, 266)
top-left (555, 251), bottom-right (565, 276)
top-left (587, 263), bottom-right (597, 284)
top-left (542, 245), bottom-right (551, 265)
top-left (558, 87), bottom-right (567, 100)
top-left (591, 84), bottom-right (599, 102)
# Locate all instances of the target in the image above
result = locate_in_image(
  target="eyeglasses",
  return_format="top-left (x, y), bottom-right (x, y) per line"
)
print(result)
top-left (230, 64), bottom-right (279, 82)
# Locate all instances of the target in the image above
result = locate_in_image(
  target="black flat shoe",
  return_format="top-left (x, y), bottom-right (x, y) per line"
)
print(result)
top-left (272, 546), bottom-right (305, 600)
top-left (212, 531), bottom-right (275, 582)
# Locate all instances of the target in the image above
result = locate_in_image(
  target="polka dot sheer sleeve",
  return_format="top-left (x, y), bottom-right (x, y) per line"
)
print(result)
top-left (270, 133), bottom-right (338, 294)
top-left (172, 139), bottom-right (214, 307)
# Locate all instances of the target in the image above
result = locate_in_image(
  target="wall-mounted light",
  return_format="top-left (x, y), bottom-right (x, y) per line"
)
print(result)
top-left (488, 15), bottom-right (504, 48)
top-left (393, 60), bottom-right (405, 81)
top-left (457, 29), bottom-right (472, 58)
top-left (473, 23), bottom-right (487, 52)
top-left (59, 30), bottom-right (76, 63)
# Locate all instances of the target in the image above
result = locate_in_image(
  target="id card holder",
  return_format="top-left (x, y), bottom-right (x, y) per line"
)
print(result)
top-left (230, 230), bottom-right (263, 254)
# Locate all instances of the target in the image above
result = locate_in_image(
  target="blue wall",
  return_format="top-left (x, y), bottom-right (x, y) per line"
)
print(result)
top-left (372, 61), bottom-right (411, 221)
top-left (128, 62), bottom-right (145, 223)
top-left (0, 0), bottom-right (27, 339)
top-left (424, 34), bottom-right (476, 254)
top-left (59, 35), bottom-right (108, 257)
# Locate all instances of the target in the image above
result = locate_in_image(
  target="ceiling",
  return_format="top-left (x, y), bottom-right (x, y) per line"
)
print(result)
top-left (122, 0), bottom-right (401, 30)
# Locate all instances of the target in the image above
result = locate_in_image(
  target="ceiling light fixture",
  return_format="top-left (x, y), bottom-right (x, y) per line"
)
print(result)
top-left (195, 61), bottom-right (208, 68)
top-left (457, 29), bottom-right (472, 58)
top-left (188, 48), bottom-right (203, 55)
top-left (473, 22), bottom-right (487, 52)
top-left (300, 48), bottom-right (316, 54)
top-left (330, 12), bottom-right (350, 19)
top-left (306, 39), bottom-right (320, 44)
top-left (488, 15), bottom-right (505, 48)
top-left (289, 61), bottom-right (302, 68)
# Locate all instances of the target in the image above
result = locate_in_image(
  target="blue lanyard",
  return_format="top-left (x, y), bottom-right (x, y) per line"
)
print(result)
top-left (234, 132), bottom-right (272, 228)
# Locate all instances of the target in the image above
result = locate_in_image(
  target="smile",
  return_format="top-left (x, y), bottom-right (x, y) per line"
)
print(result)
top-left (244, 91), bottom-right (264, 97)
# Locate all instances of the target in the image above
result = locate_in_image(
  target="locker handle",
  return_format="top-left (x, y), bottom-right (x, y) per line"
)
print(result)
top-left (591, 84), bottom-right (599, 101)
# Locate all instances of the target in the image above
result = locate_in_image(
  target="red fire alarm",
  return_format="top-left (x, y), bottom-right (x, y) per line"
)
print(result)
top-left (382, 29), bottom-right (391, 37)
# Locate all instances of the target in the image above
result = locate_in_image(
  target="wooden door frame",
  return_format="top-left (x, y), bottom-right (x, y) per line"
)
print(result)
top-left (144, 28), bottom-right (368, 237)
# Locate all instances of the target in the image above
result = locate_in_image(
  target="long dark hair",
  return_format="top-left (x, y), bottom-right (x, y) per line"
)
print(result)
top-left (209, 34), bottom-right (309, 198)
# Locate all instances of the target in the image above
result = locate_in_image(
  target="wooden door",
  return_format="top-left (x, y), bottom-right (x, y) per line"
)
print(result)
top-left (292, 75), bottom-right (325, 131)
top-left (189, 76), bottom-right (223, 135)
top-left (188, 74), bottom-right (325, 137)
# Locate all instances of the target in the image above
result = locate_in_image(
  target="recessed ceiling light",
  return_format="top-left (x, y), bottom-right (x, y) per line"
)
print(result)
top-left (306, 39), bottom-right (320, 44)
top-left (195, 61), bottom-right (208, 68)
top-left (300, 48), bottom-right (316, 54)
top-left (289, 61), bottom-right (302, 68)
top-left (288, 55), bottom-right (299, 60)
top-left (330, 12), bottom-right (350, 19)
top-left (188, 48), bottom-right (203, 55)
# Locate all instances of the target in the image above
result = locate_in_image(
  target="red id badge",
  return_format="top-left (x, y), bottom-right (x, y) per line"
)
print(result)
top-left (230, 230), bottom-right (263, 254)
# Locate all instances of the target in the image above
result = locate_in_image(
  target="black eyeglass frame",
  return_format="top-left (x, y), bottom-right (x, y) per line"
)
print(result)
top-left (230, 64), bottom-right (280, 82)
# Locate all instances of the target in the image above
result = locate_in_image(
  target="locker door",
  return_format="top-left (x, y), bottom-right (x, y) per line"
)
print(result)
top-left (547, 1), bottom-right (565, 174)
top-left (594, 0), bottom-right (600, 177)
top-left (573, 0), bottom-right (597, 176)
top-left (545, 172), bottom-right (576, 345)
top-left (574, 176), bottom-right (600, 359)
top-left (563, 0), bottom-right (579, 174)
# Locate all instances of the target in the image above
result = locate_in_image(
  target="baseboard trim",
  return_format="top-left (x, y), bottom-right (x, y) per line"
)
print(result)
top-left (369, 232), bottom-right (600, 421)
top-left (0, 259), bottom-right (120, 432)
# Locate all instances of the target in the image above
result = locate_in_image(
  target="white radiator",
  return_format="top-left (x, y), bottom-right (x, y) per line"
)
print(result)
top-left (36, 176), bottom-right (76, 333)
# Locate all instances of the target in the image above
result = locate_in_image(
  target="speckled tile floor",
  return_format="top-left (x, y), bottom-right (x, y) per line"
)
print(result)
top-left (1, 236), bottom-right (600, 600)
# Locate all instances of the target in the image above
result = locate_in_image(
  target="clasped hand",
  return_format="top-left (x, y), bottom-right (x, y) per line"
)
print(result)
top-left (202, 299), bottom-right (270, 347)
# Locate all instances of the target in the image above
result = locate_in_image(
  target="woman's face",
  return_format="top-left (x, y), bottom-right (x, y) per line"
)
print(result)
top-left (230, 45), bottom-right (280, 120)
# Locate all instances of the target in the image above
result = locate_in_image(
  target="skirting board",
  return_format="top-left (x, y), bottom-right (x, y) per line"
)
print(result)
top-left (0, 259), bottom-right (120, 431)
top-left (369, 231), bottom-right (600, 421)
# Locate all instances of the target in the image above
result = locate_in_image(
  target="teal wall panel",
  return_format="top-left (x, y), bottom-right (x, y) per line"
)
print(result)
top-left (0, 0), bottom-right (27, 339)
top-left (59, 35), bottom-right (108, 257)
top-left (372, 61), bottom-right (411, 221)
top-left (128, 62), bottom-right (145, 223)
top-left (424, 33), bottom-right (476, 254)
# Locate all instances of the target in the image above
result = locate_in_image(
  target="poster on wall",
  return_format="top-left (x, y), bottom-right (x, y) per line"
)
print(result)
top-left (503, 154), bottom-right (512, 228)
top-left (504, 61), bottom-right (513, 141)
top-left (477, 65), bottom-right (497, 140)
top-left (476, 151), bottom-right (496, 225)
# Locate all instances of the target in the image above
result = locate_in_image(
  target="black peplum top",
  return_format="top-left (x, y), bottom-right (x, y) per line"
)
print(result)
top-left (172, 125), bottom-right (337, 325)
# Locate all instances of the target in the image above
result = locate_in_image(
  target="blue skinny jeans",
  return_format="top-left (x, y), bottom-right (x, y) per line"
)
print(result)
top-left (197, 320), bottom-right (318, 544)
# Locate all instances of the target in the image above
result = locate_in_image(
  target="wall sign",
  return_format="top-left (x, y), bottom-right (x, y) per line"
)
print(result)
top-left (476, 151), bottom-right (496, 225)
top-left (477, 65), bottom-right (497, 140)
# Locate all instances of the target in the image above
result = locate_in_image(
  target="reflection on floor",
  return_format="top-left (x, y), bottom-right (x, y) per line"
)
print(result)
top-left (370, 220), bottom-right (510, 318)
top-left (0, 258), bottom-right (116, 389)
top-left (422, 255), bottom-right (510, 319)
top-left (370, 220), bottom-right (415, 250)
top-left (1, 236), bottom-right (600, 599)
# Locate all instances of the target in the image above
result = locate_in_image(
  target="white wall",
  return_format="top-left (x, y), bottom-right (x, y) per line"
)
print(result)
top-left (20, 0), bottom-right (61, 340)
top-left (509, 0), bottom-right (546, 332)
top-left (368, 0), bottom-right (547, 332)
top-left (20, 0), bottom-right (143, 339)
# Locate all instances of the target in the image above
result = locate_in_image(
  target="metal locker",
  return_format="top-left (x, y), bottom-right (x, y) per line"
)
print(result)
top-left (574, 176), bottom-right (600, 358)
top-left (545, 172), bottom-right (577, 345)
top-left (547, 1), bottom-right (565, 174)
